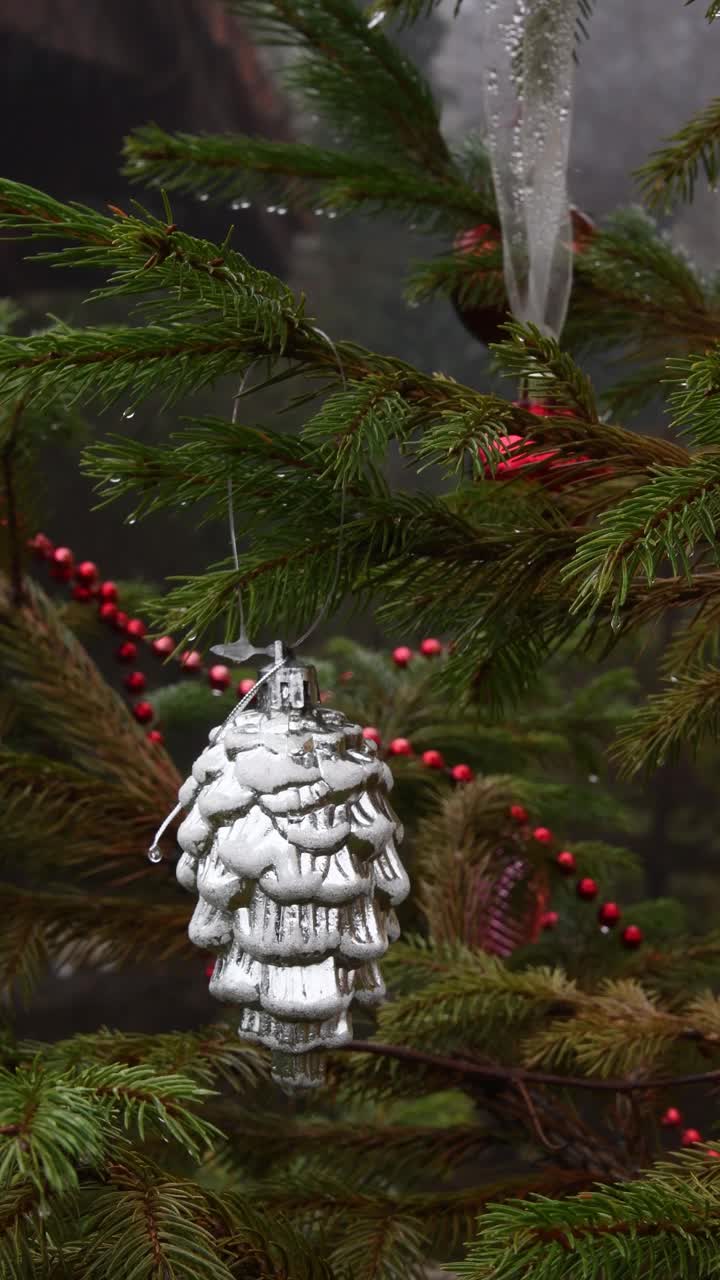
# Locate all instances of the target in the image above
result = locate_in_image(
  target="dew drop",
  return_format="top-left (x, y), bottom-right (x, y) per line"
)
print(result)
top-left (240, 200), bottom-right (251, 210)
top-left (588, 773), bottom-right (599, 784)
top-left (148, 845), bottom-right (163, 863)
top-left (367, 9), bottom-right (386, 27)
top-left (266, 205), bottom-right (277, 214)
top-left (600, 925), bottom-right (610, 935)
top-left (313, 208), bottom-right (325, 217)
top-left (197, 192), bottom-right (210, 203)
top-left (127, 517), bottom-right (137, 526)
top-left (276, 206), bottom-right (287, 216)
top-left (230, 199), bottom-right (242, 211)
top-left (122, 408), bottom-right (135, 419)
top-left (327, 210), bottom-right (338, 219)
top-left (109, 476), bottom-right (122, 485)
top-left (610, 616), bottom-right (621, 633)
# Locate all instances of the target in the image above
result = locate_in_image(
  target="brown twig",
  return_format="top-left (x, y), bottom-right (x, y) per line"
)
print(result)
top-left (342, 1039), bottom-right (720, 1094)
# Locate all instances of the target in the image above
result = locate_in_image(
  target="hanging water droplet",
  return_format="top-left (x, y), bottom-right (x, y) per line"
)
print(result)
top-left (127, 517), bottom-right (137, 525)
top-left (327, 210), bottom-right (338, 219)
top-left (230, 199), bottom-right (242, 211)
top-left (313, 208), bottom-right (325, 217)
top-left (109, 476), bottom-right (121, 485)
top-left (122, 408), bottom-right (135, 419)
top-left (588, 773), bottom-right (599, 784)
top-left (669, 674), bottom-right (679, 683)
top-left (367, 8), bottom-right (386, 27)
top-left (187, 632), bottom-right (198, 641)
top-left (240, 200), bottom-right (251, 210)
top-left (610, 616), bottom-right (621, 633)
top-left (148, 845), bottom-right (163, 864)
top-left (197, 192), bottom-right (210, 203)
top-left (600, 925), bottom-right (610, 936)
top-left (266, 205), bottom-right (277, 214)
top-left (276, 206), bottom-right (287, 216)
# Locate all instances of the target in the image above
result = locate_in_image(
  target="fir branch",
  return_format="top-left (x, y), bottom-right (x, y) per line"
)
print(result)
top-left (224, 0), bottom-right (451, 178)
top-left (0, 575), bottom-right (179, 806)
top-left (610, 666), bottom-right (720, 775)
top-left (0, 885), bottom-right (189, 998)
top-left (123, 126), bottom-right (486, 228)
top-left (455, 1153), bottom-right (720, 1280)
top-left (638, 96), bottom-right (720, 208)
top-left (491, 323), bottom-right (599, 421)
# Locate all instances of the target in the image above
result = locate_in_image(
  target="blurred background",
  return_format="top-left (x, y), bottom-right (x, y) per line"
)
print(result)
top-left (3, 0), bottom-right (719, 1034)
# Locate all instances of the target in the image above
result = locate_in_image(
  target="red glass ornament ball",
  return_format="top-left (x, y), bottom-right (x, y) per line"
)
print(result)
top-left (72, 585), bottom-right (93, 603)
top-left (75, 560), bottom-right (98, 584)
top-left (540, 910), bottom-right (559, 930)
top-left (27, 532), bottom-right (54, 559)
top-left (420, 637), bottom-right (443, 658)
top-left (152, 635), bottom-right (175, 657)
top-left (509, 804), bottom-right (528, 822)
top-left (555, 850), bottom-right (576, 874)
top-left (389, 737), bottom-right (413, 756)
top-left (132, 700), bottom-right (154, 724)
top-left (99, 581), bottom-right (119, 602)
top-left (451, 763), bottom-right (474, 782)
top-left (99, 602), bottom-right (118, 624)
top-left (392, 646), bottom-right (413, 668)
top-left (124, 671), bottom-right (146, 693)
top-left (621, 924), bottom-right (643, 949)
top-left (422, 749), bottom-right (445, 769)
top-left (237, 677), bottom-right (256, 696)
top-left (208, 664), bottom-right (231, 691)
top-left (114, 610), bottom-right (129, 631)
top-left (660, 1107), bottom-right (682, 1128)
top-left (126, 618), bottom-right (147, 638)
top-left (181, 649), bottom-right (203, 671)
top-left (577, 877), bottom-right (598, 901)
top-left (533, 827), bottom-right (553, 845)
top-left (116, 641), bottom-right (138, 663)
top-left (147, 729), bottom-right (164, 744)
top-left (362, 726), bottom-right (382, 746)
top-left (681, 1128), bottom-right (702, 1147)
top-left (52, 546), bottom-right (73, 567)
top-left (598, 901), bottom-right (621, 927)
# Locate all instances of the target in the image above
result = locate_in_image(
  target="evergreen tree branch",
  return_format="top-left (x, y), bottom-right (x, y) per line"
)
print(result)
top-left (0, 886), bottom-right (190, 998)
top-left (123, 126), bottom-right (486, 228)
top-left (638, 96), bottom-right (720, 208)
top-left (456, 1153), bottom-right (720, 1280)
top-left (610, 665), bottom-right (720, 775)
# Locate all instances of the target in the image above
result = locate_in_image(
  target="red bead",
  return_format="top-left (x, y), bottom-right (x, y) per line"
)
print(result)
top-left (533, 827), bottom-right (553, 845)
top-left (681, 1128), bottom-right (702, 1146)
top-left (660, 1107), bottom-right (682, 1128)
top-left (422, 749), bottom-right (445, 769)
top-left (237, 678), bottom-right (256, 696)
top-left (114, 611), bottom-right (129, 631)
top-left (540, 910), bottom-right (559, 930)
top-left (52, 546), bottom-right (73, 567)
top-left (392, 646), bottom-right (413, 668)
top-left (99, 581), bottom-right (118, 602)
top-left (555, 850), bottom-right (576, 874)
top-left (362, 726), bottom-right (382, 746)
top-left (419, 637), bottom-right (443, 658)
top-left (152, 635), bottom-right (175, 657)
top-left (577, 877), bottom-right (598, 901)
top-left (319, 690), bottom-right (333, 703)
top-left (451, 763), bottom-right (474, 782)
top-left (339, 670), bottom-right (354, 683)
top-left (181, 649), bottom-right (203, 671)
top-left (389, 737), bottom-right (413, 756)
top-left (27, 532), bottom-right (54, 559)
top-left (75, 560), bottom-right (98, 583)
top-left (621, 924), bottom-right (643, 949)
top-left (72, 585), bottom-right (93, 602)
top-left (208, 664), bottom-right (231, 691)
top-left (124, 671), bottom-right (146, 693)
top-left (126, 618), bottom-right (147, 638)
top-left (99, 602), bottom-right (118, 624)
top-left (116, 641), bottom-right (138, 663)
top-left (132, 700), bottom-right (154, 724)
top-left (204, 960), bottom-right (215, 979)
top-left (509, 804), bottom-right (528, 822)
top-left (147, 729), bottom-right (164, 744)
top-left (708, 1150), bottom-right (720, 1158)
top-left (598, 901), bottom-right (621, 927)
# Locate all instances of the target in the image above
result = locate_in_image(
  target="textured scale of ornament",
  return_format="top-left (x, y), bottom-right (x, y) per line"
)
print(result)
top-left (175, 659), bottom-right (409, 1092)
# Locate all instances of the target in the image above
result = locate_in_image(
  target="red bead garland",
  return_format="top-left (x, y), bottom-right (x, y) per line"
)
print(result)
top-left (598, 901), bottom-right (621, 927)
top-left (208, 664), bottom-right (231, 691)
top-left (124, 671), bottom-right (147, 693)
top-left (181, 649), bottom-right (203, 671)
top-left (621, 924), bottom-right (643, 949)
top-left (576, 877), bottom-right (598, 901)
top-left (152, 635), bottom-right (175, 657)
top-left (126, 618), bottom-right (147, 638)
top-left (388, 737), bottom-right (413, 756)
top-left (533, 827), bottom-right (553, 845)
top-left (555, 850), bottom-right (576, 875)
top-left (661, 1107), bottom-right (682, 1128)
top-left (419, 637), bottom-right (443, 657)
top-left (116, 641), bottom-right (138, 663)
top-left (509, 804), bottom-right (528, 822)
top-left (451, 763), bottom-right (474, 782)
top-left (362, 726), bottom-right (382, 745)
top-left (75, 560), bottom-right (98, 584)
top-left (392, 646), bottom-right (413, 667)
top-left (681, 1128), bottom-right (702, 1147)
top-left (132, 701), bottom-right (154, 724)
top-left (422, 749), bottom-right (445, 769)
top-left (98, 581), bottom-right (118, 602)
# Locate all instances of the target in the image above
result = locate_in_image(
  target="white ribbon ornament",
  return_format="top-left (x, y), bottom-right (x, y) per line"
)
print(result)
top-left (478, 0), bottom-right (580, 337)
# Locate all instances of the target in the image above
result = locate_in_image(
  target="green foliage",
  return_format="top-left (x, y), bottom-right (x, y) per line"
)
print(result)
top-left (638, 96), bottom-right (720, 208)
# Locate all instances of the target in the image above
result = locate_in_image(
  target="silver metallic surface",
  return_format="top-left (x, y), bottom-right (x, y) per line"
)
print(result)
top-left (176, 658), bottom-right (408, 1091)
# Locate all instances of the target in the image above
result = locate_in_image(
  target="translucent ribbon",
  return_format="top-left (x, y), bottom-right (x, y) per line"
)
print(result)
top-left (478, 0), bottom-right (579, 337)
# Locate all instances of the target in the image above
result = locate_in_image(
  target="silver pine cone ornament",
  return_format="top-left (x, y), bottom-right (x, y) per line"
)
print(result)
top-left (175, 654), bottom-right (409, 1091)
